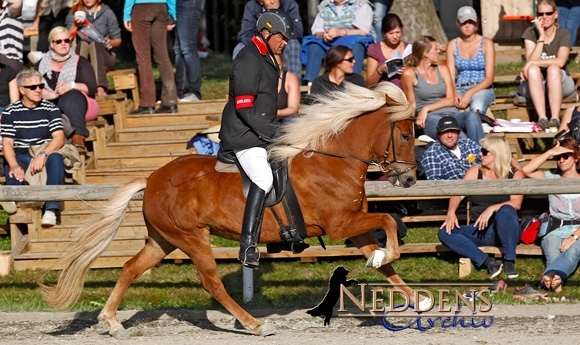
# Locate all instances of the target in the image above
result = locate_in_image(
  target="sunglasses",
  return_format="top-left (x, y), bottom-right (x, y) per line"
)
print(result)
top-left (52, 38), bottom-right (71, 44)
top-left (342, 57), bottom-right (355, 63)
top-left (555, 153), bottom-right (572, 161)
top-left (537, 11), bottom-right (554, 16)
top-left (481, 147), bottom-right (490, 156)
top-left (21, 83), bottom-right (45, 90)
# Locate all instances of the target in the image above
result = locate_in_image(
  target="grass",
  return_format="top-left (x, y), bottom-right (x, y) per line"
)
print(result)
top-left (1, 57), bottom-right (579, 312)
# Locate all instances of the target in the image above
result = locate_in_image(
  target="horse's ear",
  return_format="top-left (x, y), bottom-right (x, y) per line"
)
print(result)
top-left (385, 94), bottom-right (395, 106)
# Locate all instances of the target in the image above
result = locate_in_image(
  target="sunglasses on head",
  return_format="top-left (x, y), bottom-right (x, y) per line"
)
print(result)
top-left (342, 57), bottom-right (355, 63)
top-left (52, 38), bottom-right (71, 44)
top-left (481, 147), bottom-right (490, 156)
top-left (537, 11), bottom-right (554, 16)
top-left (555, 153), bottom-right (572, 161)
top-left (21, 83), bottom-right (45, 90)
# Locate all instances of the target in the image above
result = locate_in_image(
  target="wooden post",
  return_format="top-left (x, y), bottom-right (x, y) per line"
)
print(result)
top-left (0, 251), bottom-right (11, 276)
top-left (458, 258), bottom-right (472, 278)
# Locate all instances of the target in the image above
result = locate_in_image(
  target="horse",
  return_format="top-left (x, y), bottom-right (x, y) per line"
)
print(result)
top-left (41, 82), bottom-right (418, 337)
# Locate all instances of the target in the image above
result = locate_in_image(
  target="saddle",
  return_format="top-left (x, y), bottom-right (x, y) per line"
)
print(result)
top-left (217, 148), bottom-right (320, 254)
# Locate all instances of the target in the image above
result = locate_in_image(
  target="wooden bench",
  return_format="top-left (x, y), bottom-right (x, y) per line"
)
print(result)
top-left (107, 69), bottom-right (140, 112)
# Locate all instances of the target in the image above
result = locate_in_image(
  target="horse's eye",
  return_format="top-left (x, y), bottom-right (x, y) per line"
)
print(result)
top-left (401, 134), bottom-right (411, 141)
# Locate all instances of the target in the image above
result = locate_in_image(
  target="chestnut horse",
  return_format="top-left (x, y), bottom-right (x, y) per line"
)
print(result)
top-left (41, 82), bottom-right (417, 337)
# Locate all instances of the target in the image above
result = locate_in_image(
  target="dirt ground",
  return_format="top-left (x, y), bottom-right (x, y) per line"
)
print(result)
top-left (1, 303), bottom-right (579, 345)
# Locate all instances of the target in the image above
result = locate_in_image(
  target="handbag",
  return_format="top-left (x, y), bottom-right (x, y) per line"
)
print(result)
top-left (521, 211), bottom-right (550, 244)
top-left (536, 212), bottom-right (554, 238)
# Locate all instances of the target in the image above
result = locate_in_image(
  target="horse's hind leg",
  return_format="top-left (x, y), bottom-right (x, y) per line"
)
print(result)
top-left (98, 231), bottom-right (176, 338)
top-left (180, 229), bottom-right (275, 336)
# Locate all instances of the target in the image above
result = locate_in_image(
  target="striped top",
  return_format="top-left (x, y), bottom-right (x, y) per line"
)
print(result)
top-left (0, 9), bottom-right (23, 63)
top-left (1, 100), bottom-right (63, 154)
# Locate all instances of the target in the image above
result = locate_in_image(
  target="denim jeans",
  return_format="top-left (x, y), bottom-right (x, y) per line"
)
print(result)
top-left (372, 0), bottom-right (389, 42)
top-left (5, 152), bottom-right (65, 211)
top-left (438, 205), bottom-right (521, 267)
top-left (174, 0), bottom-right (205, 99)
top-left (424, 111), bottom-right (484, 143)
top-left (557, 3), bottom-right (580, 45)
top-left (233, 38), bottom-right (303, 85)
top-left (456, 86), bottom-right (496, 115)
top-left (541, 234), bottom-right (580, 281)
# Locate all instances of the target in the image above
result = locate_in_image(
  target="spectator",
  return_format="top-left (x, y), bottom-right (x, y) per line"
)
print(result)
top-left (301, 0), bottom-right (374, 84)
top-left (556, 0), bottom-right (580, 46)
top-left (174, 0), bottom-right (205, 102)
top-left (401, 35), bottom-right (484, 143)
top-left (0, 64), bottom-right (19, 113)
top-left (0, 0), bottom-right (24, 72)
top-left (521, 138), bottom-right (580, 292)
top-left (366, 13), bottom-right (410, 88)
top-left (124, 0), bottom-right (178, 114)
top-left (446, 6), bottom-right (495, 116)
top-left (1, 70), bottom-right (66, 226)
top-left (308, 45), bottom-right (365, 99)
top-left (421, 116), bottom-right (480, 181)
top-left (439, 136), bottom-right (524, 279)
top-left (65, 0), bottom-right (122, 98)
top-left (274, 54), bottom-right (300, 122)
top-left (234, 0), bottom-right (303, 85)
top-left (371, 0), bottom-right (389, 43)
top-left (520, 0), bottom-right (575, 130)
top-left (26, 0), bottom-right (74, 53)
top-left (559, 104), bottom-right (580, 132)
top-left (36, 26), bottom-right (97, 148)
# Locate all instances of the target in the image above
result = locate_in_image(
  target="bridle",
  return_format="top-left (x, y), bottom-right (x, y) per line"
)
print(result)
top-left (299, 118), bottom-right (417, 178)
top-left (377, 119), bottom-right (416, 177)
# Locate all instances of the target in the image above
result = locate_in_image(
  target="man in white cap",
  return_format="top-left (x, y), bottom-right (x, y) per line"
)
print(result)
top-left (421, 116), bottom-right (481, 180)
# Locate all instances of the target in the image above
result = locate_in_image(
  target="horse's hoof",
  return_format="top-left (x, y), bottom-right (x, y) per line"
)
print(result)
top-left (110, 326), bottom-right (129, 339)
top-left (255, 322), bottom-right (276, 336)
top-left (418, 297), bottom-right (433, 312)
top-left (366, 250), bottom-right (385, 268)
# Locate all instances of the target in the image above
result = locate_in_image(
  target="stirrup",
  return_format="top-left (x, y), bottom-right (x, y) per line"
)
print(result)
top-left (240, 245), bottom-right (260, 269)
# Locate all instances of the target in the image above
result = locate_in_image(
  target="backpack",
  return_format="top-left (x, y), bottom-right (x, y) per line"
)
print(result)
top-left (567, 115), bottom-right (580, 142)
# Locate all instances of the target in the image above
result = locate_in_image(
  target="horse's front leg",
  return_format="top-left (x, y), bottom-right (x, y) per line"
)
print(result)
top-left (340, 212), bottom-right (400, 267)
top-left (349, 232), bottom-right (430, 311)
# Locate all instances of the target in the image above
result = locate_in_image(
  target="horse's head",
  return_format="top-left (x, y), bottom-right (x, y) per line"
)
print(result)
top-left (370, 87), bottom-right (417, 188)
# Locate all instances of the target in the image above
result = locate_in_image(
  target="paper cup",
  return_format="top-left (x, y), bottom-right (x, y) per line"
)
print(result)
top-left (74, 11), bottom-right (86, 21)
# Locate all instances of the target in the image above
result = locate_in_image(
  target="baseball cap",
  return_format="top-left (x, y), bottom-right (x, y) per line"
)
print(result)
top-left (437, 116), bottom-right (461, 134)
top-left (457, 6), bottom-right (478, 23)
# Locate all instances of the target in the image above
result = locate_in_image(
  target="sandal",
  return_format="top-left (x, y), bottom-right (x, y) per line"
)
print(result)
top-left (513, 284), bottom-right (548, 299)
top-left (490, 278), bottom-right (508, 294)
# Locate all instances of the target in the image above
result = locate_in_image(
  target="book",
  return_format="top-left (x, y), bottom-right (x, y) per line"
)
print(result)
top-left (385, 44), bottom-right (412, 78)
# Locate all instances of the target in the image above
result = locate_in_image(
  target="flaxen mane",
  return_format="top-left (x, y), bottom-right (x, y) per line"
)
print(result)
top-left (269, 82), bottom-right (412, 161)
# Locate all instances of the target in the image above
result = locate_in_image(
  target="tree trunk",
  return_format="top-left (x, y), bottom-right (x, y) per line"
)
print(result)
top-left (390, 0), bottom-right (448, 45)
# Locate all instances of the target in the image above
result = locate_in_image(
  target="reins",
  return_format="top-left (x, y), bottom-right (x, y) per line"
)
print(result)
top-left (285, 119), bottom-right (416, 178)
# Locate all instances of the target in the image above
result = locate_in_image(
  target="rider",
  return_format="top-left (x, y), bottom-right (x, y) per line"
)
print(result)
top-left (218, 10), bottom-right (295, 269)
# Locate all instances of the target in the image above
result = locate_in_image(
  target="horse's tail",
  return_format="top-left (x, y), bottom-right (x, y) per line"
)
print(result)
top-left (40, 178), bottom-right (148, 309)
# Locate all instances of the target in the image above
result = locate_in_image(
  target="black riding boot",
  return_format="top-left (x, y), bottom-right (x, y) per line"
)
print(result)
top-left (239, 182), bottom-right (266, 269)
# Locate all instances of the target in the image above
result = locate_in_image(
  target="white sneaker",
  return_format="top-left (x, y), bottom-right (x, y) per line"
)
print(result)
top-left (178, 93), bottom-right (200, 102)
top-left (41, 210), bottom-right (57, 227)
top-left (0, 202), bottom-right (17, 215)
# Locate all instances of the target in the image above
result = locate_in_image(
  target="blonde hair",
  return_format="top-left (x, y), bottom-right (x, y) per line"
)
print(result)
top-left (48, 26), bottom-right (70, 42)
top-left (537, 0), bottom-right (559, 27)
top-left (406, 35), bottom-right (436, 67)
top-left (479, 136), bottom-right (512, 178)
